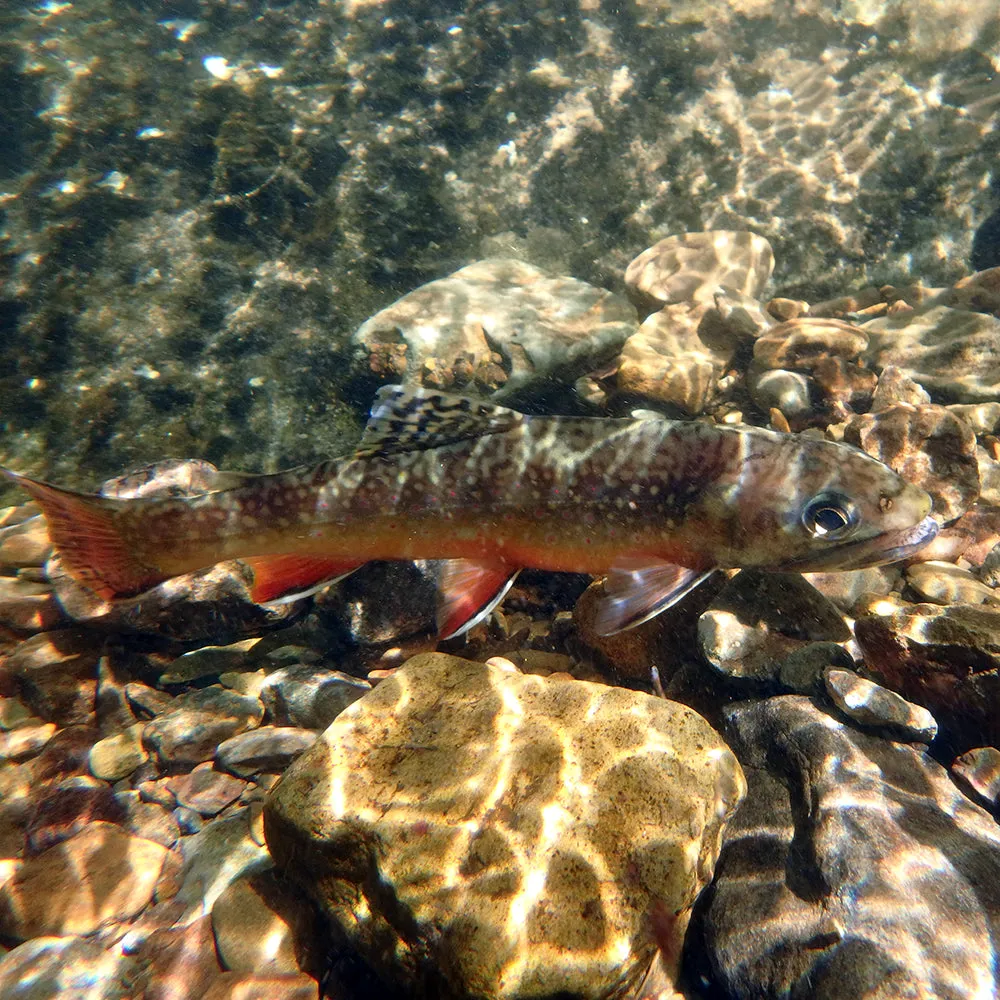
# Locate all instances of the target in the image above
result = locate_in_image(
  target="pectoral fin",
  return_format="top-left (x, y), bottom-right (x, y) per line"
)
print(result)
top-left (594, 558), bottom-right (714, 635)
top-left (435, 558), bottom-right (519, 639)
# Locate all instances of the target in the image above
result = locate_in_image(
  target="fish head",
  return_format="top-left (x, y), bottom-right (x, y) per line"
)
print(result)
top-left (699, 429), bottom-right (938, 572)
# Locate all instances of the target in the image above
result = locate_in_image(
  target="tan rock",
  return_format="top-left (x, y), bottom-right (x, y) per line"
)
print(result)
top-left (212, 871), bottom-right (316, 975)
top-left (89, 723), bottom-right (149, 781)
top-left (862, 305), bottom-right (1000, 403)
top-left (0, 821), bottom-right (168, 939)
top-left (265, 653), bottom-right (745, 1000)
top-left (0, 722), bottom-right (56, 762)
top-left (617, 303), bottom-right (723, 413)
top-left (0, 577), bottom-right (65, 632)
top-left (0, 517), bottom-right (52, 568)
top-left (199, 972), bottom-right (318, 1000)
top-left (624, 231), bottom-right (773, 313)
top-left (752, 316), bottom-right (868, 369)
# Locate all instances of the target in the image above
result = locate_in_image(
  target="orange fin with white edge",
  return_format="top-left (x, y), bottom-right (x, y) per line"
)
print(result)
top-left (436, 558), bottom-right (518, 639)
top-left (243, 555), bottom-right (362, 604)
top-left (1, 467), bottom-right (167, 599)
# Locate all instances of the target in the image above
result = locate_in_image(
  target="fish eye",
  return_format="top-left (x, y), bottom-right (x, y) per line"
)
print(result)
top-left (801, 492), bottom-right (858, 539)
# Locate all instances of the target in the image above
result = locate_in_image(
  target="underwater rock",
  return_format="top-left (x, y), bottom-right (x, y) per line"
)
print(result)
top-left (746, 368), bottom-right (813, 423)
top-left (127, 913), bottom-right (225, 1000)
top-left (351, 258), bottom-right (636, 403)
top-left (142, 686), bottom-right (264, 768)
top-left (844, 402), bottom-right (980, 522)
top-left (24, 775), bottom-right (125, 855)
top-left (164, 768), bottom-right (248, 818)
top-left (904, 560), bottom-right (1000, 607)
top-left (922, 504), bottom-right (1000, 568)
top-left (937, 266), bottom-right (1000, 316)
top-left (951, 746), bottom-right (1000, 813)
top-left (752, 317), bottom-right (868, 369)
top-left (4, 629), bottom-right (103, 726)
top-left (749, 317), bottom-right (875, 427)
top-left (870, 365), bottom-right (932, 411)
top-left (210, 870), bottom-right (318, 977)
top-left (698, 571), bottom-right (851, 683)
top-left (214, 727), bottom-right (317, 778)
top-left (623, 231), bottom-right (774, 315)
top-left (0, 934), bottom-right (140, 1000)
top-left (616, 303), bottom-right (724, 414)
top-left (174, 810), bottom-right (272, 925)
top-left (802, 565), bottom-right (901, 614)
top-left (0, 722), bottom-right (56, 764)
top-left (313, 560), bottom-right (440, 647)
top-left (0, 516), bottom-right (52, 569)
top-left (0, 577), bottom-right (66, 634)
top-left (862, 306), bottom-right (1000, 403)
top-left (617, 234), bottom-right (774, 413)
top-left (697, 696), bottom-right (1000, 1000)
top-left (258, 665), bottom-right (370, 731)
top-left (265, 652), bottom-right (744, 1000)
top-left (0, 821), bottom-right (168, 940)
top-left (853, 602), bottom-right (1000, 751)
top-left (823, 667), bottom-right (937, 742)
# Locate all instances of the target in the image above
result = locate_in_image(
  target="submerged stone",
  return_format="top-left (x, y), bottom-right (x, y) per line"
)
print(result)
top-left (623, 232), bottom-right (774, 313)
top-left (697, 696), bottom-right (1000, 1000)
top-left (351, 258), bottom-right (636, 404)
top-left (265, 652), bottom-right (744, 1000)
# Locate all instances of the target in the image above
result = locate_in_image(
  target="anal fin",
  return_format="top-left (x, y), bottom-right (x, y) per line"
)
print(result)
top-left (244, 555), bottom-right (362, 604)
top-left (435, 558), bottom-right (518, 639)
top-left (595, 558), bottom-right (714, 636)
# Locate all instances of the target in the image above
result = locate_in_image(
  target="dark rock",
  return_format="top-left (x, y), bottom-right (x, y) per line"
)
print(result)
top-left (699, 571), bottom-right (851, 683)
top-left (215, 727), bottom-right (317, 778)
top-left (5, 629), bottom-right (103, 725)
top-left (25, 775), bottom-right (125, 855)
top-left (258, 665), bottom-right (370, 730)
top-left (854, 602), bottom-right (1000, 752)
top-left (696, 696), bottom-right (1000, 999)
top-left (142, 686), bottom-right (264, 768)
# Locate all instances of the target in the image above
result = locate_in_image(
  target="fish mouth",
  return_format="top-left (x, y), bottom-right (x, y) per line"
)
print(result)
top-left (780, 514), bottom-right (940, 573)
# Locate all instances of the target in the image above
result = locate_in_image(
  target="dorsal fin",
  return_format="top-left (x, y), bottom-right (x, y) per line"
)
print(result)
top-left (355, 385), bottom-right (524, 457)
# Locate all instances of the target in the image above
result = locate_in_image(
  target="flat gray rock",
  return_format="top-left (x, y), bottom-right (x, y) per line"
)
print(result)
top-left (351, 258), bottom-right (636, 404)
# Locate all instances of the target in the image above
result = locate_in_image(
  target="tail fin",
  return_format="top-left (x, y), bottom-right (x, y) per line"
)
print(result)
top-left (1, 468), bottom-right (168, 600)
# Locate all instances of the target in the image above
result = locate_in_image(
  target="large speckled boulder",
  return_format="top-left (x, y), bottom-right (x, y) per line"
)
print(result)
top-left (350, 258), bottom-right (637, 404)
top-left (264, 652), bottom-right (745, 1000)
top-left (694, 696), bottom-right (1000, 1000)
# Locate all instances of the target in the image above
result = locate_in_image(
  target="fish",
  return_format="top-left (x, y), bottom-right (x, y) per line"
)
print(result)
top-left (0, 384), bottom-right (939, 636)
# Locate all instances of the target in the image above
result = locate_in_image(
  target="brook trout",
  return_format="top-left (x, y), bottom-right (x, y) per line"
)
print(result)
top-left (1, 385), bottom-right (938, 635)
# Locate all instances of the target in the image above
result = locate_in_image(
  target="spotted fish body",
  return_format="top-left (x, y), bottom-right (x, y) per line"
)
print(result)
top-left (2, 385), bottom-right (938, 635)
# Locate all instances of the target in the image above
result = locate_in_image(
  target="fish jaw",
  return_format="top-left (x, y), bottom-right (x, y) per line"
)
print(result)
top-left (777, 513), bottom-right (939, 572)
